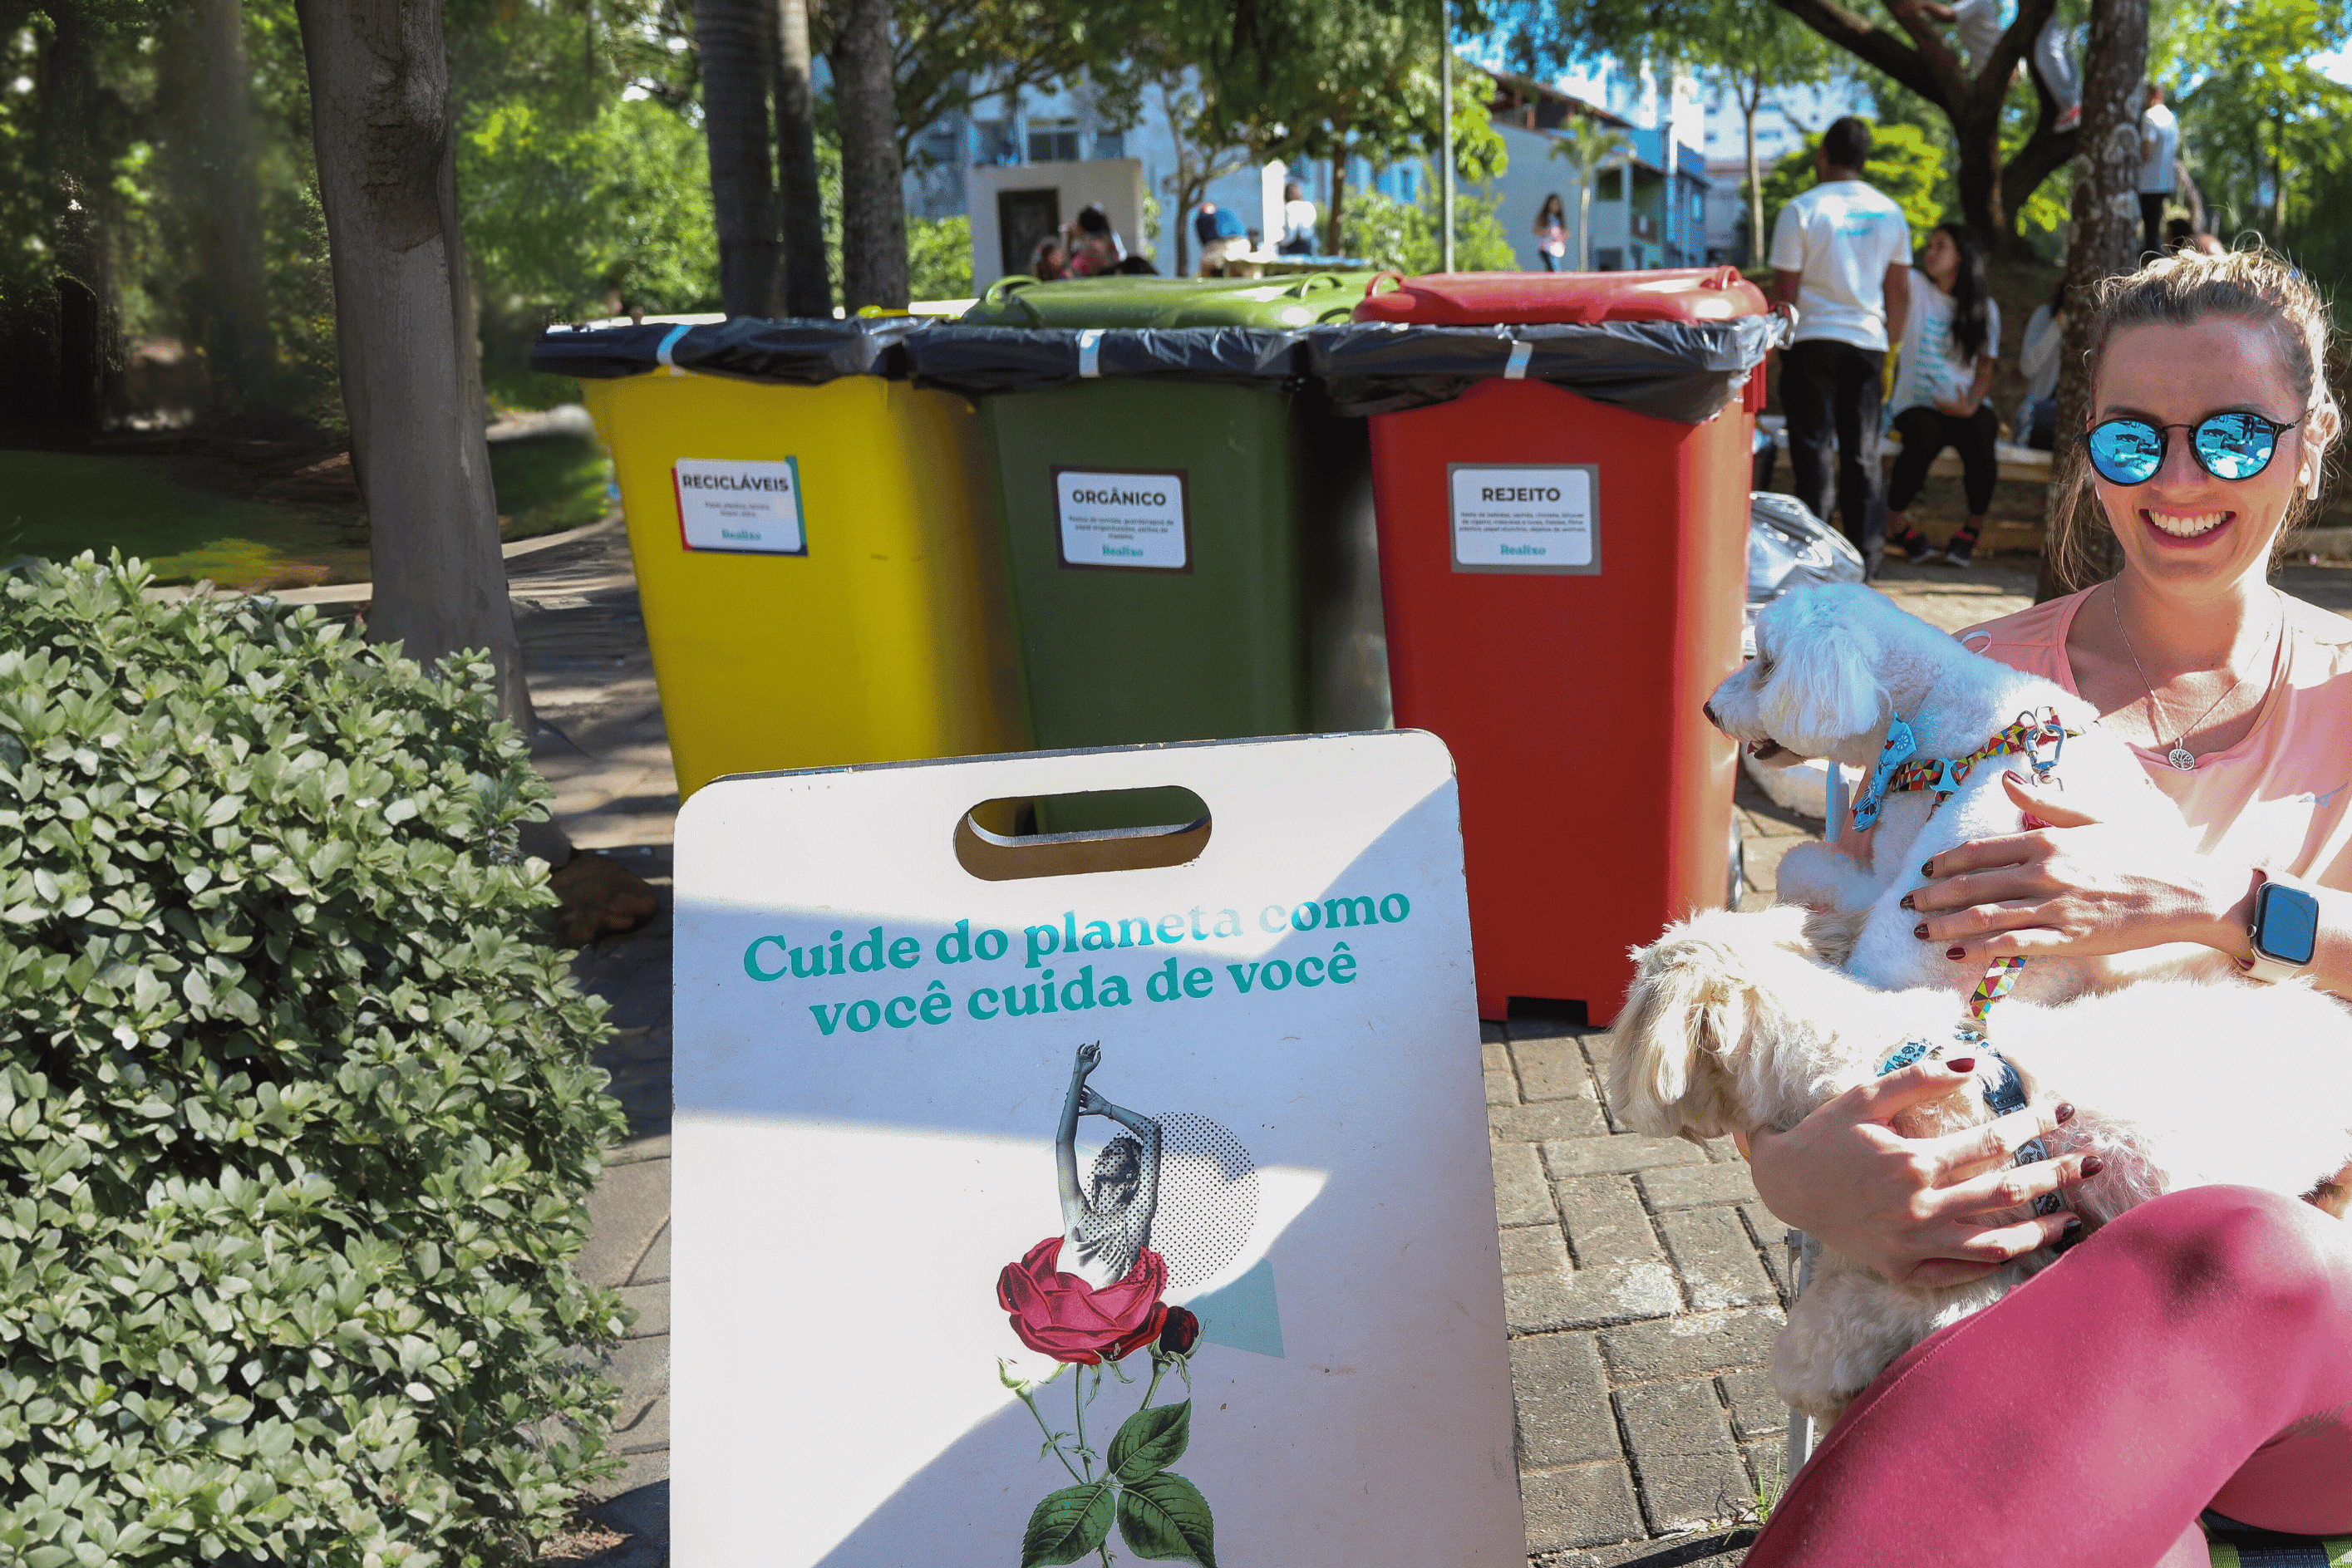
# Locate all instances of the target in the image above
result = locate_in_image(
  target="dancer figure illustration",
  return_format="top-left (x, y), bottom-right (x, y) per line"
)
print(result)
top-left (1056, 1042), bottom-right (1163, 1289)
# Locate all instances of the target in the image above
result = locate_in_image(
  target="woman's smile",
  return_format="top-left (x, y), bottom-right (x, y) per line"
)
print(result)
top-left (2142, 506), bottom-right (2232, 542)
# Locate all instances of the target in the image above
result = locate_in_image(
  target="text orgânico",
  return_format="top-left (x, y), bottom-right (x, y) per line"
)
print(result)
top-left (1070, 486), bottom-right (1169, 507)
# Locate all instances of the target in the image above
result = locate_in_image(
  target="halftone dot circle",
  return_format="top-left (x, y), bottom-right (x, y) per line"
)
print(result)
top-left (1150, 1112), bottom-right (1258, 1291)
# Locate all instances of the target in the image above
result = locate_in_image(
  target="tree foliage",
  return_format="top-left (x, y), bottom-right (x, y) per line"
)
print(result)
top-left (1340, 177), bottom-right (1518, 273)
top-left (0, 553), bottom-right (628, 1566)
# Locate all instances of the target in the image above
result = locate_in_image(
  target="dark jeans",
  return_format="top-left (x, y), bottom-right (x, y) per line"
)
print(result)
top-left (2141, 192), bottom-right (2170, 258)
top-left (1888, 403), bottom-right (2000, 515)
top-left (1538, 250), bottom-right (1563, 272)
top-left (1780, 338), bottom-right (1887, 575)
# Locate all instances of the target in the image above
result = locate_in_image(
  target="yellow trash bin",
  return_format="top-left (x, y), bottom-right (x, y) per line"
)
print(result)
top-left (534, 319), bottom-right (1028, 799)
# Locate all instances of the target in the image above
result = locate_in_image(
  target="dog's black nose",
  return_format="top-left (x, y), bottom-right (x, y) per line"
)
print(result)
top-left (1702, 700), bottom-right (1721, 728)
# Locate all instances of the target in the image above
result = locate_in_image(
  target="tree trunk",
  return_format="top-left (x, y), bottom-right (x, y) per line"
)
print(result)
top-left (1326, 139), bottom-right (1348, 258)
top-left (2033, 0), bottom-right (2147, 603)
top-left (37, 0), bottom-right (115, 433)
top-left (772, 0), bottom-right (829, 317)
top-left (697, 0), bottom-right (782, 317)
top-left (831, 0), bottom-right (907, 310)
top-left (1953, 101), bottom-right (2010, 242)
top-left (1741, 77), bottom-right (1764, 270)
top-left (294, 0), bottom-right (534, 725)
top-left (163, 0), bottom-right (278, 415)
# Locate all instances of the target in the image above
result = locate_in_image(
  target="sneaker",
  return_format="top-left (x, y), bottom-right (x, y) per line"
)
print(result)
top-left (1890, 528), bottom-right (1939, 564)
top-left (2054, 105), bottom-right (2082, 132)
top-left (1939, 530), bottom-right (1979, 568)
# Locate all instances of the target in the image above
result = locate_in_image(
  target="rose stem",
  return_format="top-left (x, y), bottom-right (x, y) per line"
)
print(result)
top-left (1015, 1386), bottom-right (1085, 1485)
top-left (1074, 1364), bottom-right (1093, 1482)
top-left (1139, 1360), bottom-right (1167, 1412)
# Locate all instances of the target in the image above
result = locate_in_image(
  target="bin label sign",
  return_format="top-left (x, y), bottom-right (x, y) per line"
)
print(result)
top-left (1053, 467), bottom-right (1191, 572)
top-left (674, 458), bottom-right (808, 556)
top-left (1447, 464), bottom-right (1601, 575)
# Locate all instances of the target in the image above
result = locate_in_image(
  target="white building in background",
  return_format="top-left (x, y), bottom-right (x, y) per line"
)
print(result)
top-left (905, 71), bottom-right (1421, 278)
top-left (1480, 62), bottom-right (1713, 271)
top-left (1695, 79), bottom-right (1874, 263)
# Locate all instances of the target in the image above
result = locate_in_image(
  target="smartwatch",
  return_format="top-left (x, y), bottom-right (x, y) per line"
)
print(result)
top-left (2241, 872), bottom-right (2321, 983)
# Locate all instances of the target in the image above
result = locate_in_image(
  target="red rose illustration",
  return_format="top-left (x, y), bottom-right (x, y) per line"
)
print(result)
top-left (1157, 1305), bottom-right (1199, 1357)
top-left (996, 1236), bottom-right (1169, 1364)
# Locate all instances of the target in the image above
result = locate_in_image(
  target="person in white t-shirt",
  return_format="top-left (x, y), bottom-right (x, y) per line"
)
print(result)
top-left (1768, 116), bottom-right (1913, 576)
top-left (1883, 222), bottom-right (2003, 568)
top-left (2140, 81), bottom-right (2180, 258)
top-left (1277, 180), bottom-right (1320, 256)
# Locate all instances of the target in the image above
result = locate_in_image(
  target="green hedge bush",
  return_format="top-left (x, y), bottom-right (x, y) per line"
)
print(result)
top-left (0, 556), bottom-right (628, 1566)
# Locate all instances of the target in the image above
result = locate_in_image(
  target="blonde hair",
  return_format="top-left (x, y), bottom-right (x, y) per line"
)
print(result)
top-left (2045, 246), bottom-right (2342, 589)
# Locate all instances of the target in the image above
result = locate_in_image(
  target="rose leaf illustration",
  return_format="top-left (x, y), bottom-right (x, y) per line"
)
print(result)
top-left (1116, 1470), bottom-right (1218, 1566)
top-left (1109, 1398), bottom-right (1191, 1483)
top-left (1021, 1480), bottom-right (1115, 1567)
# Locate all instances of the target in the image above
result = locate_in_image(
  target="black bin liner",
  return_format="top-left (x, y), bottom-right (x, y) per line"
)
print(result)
top-left (903, 326), bottom-right (1308, 396)
top-left (1306, 314), bottom-right (1789, 424)
top-left (529, 316), bottom-right (930, 383)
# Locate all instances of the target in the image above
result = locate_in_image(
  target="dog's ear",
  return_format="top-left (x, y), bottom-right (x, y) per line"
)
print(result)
top-left (1759, 594), bottom-right (1888, 750)
top-left (1611, 931), bottom-right (1749, 1143)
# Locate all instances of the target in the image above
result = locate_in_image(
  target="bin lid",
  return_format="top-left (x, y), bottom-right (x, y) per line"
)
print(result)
top-left (962, 273), bottom-right (1374, 329)
top-left (1351, 267), bottom-right (1769, 326)
top-left (1307, 312), bottom-right (1789, 424)
top-left (528, 316), bottom-right (927, 382)
top-left (906, 325), bottom-right (1308, 396)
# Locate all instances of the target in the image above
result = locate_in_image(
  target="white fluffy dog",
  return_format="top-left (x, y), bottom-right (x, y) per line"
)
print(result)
top-left (1706, 582), bottom-right (2222, 1000)
top-left (1614, 905), bottom-right (2352, 1420)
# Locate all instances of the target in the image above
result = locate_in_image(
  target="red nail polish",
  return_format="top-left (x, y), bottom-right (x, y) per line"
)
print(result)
top-left (1921, 860), bottom-right (1936, 877)
top-left (2081, 1155), bottom-right (2105, 1177)
top-left (1946, 1056), bottom-right (1976, 1074)
top-left (2062, 1216), bottom-right (2084, 1236)
top-left (1912, 922), bottom-right (1929, 939)
top-left (2055, 1103), bottom-right (2075, 1124)
top-left (1899, 892), bottom-right (1916, 910)
top-left (1946, 946), bottom-right (1966, 961)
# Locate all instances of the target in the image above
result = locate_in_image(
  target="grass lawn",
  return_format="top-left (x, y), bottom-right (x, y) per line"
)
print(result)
top-left (0, 425), bottom-right (614, 590)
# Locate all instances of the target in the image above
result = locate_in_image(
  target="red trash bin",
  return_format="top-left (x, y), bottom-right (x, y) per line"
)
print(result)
top-left (1335, 268), bottom-right (1779, 1023)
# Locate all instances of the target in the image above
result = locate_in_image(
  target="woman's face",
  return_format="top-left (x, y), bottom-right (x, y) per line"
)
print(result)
top-left (2093, 317), bottom-right (2313, 597)
top-left (1919, 229), bottom-right (1959, 290)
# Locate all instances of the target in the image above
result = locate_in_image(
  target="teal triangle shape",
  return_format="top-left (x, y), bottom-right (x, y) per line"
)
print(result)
top-left (1183, 1257), bottom-right (1283, 1359)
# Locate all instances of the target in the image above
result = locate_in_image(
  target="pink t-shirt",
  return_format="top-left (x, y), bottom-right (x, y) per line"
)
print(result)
top-left (1961, 586), bottom-right (2352, 890)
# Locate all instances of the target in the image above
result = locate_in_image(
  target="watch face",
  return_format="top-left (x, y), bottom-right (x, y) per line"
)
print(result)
top-left (2257, 881), bottom-right (2320, 966)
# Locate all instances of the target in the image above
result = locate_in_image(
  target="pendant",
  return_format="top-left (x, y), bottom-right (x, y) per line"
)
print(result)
top-left (2167, 746), bottom-right (2197, 772)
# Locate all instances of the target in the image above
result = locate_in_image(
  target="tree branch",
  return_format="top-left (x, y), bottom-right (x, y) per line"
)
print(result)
top-left (1768, 0), bottom-right (1944, 107)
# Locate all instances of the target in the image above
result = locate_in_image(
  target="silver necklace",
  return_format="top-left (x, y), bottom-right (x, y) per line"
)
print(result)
top-left (2106, 582), bottom-right (2283, 772)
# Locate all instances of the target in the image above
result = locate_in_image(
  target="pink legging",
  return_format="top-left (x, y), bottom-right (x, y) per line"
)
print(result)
top-left (1744, 1187), bottom-right (2352, 1567)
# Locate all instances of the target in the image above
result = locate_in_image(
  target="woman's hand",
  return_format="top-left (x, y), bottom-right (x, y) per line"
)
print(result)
top-left (1907, 773), bottom-right (2260, 963)
top-left (1738, 1058), bottom-right (2090, 1286)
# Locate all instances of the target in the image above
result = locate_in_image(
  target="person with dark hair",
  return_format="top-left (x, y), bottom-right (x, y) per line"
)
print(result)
top-left (1769, 116), bottom-right (1913, 576)
top-left (2141, 81), bottom-right (2179, 257)
top-left (1533, 193), bottom-right (1568, 272)
top-left (1884, 223), bottom-right (2003, 568)
top-left (2165, 214), bottom-right (2196, 253)
top-left (1193, 199), bottom-right (1248, 276)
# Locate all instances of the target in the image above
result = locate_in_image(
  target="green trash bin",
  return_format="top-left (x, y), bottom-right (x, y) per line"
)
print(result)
top-left (913, 278), bottom-right (1385, 828)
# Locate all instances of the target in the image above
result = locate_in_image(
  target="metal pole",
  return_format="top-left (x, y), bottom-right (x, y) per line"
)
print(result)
top-left (1439, 0), bottom-right (1455, 273)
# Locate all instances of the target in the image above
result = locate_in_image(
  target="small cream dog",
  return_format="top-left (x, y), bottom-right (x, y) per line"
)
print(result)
top-left (1614, 905), bottom-right (2352, 1420)
top-left (1705, 582), bottom-right (2222, 1000)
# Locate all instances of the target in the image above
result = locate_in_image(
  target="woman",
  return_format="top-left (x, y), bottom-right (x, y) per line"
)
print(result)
top-left (1533, 194), bottom-right (1568, 273)
top-left (1884, 222), bottom-right (2001, 569)
top-left (1278, 180), bottom-right (1319, 256)
top-left (1740, 247), bottom-right (2350, 1565)
top-left (1055, 1042), bottom-right (1163, 1289)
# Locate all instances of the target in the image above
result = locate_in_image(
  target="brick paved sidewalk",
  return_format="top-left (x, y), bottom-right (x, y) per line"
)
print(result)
top-left (1489, 774), bottom-right (1818, 1568)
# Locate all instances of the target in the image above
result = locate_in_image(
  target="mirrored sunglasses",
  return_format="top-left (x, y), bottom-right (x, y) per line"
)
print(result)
top-left (2084, 411), bottom-right (2302, 485)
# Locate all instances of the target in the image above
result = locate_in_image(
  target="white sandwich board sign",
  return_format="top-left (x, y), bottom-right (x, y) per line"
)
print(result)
top-left (671, 731), bottom-right (1522, 1566)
